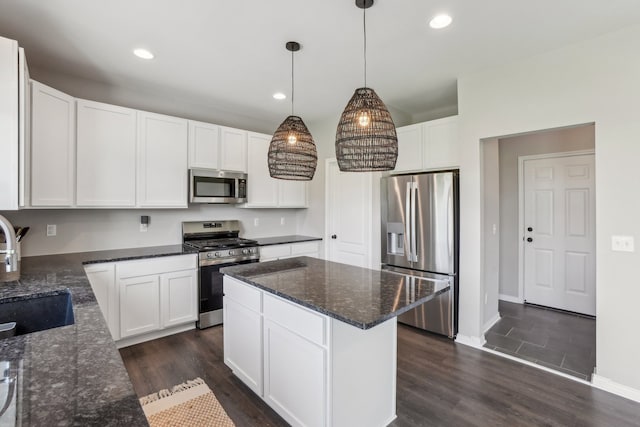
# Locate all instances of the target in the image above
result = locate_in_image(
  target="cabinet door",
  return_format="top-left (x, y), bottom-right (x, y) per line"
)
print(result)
top-left (0, 36), bottom-right (18, 210)
top-left (84, 263), bottom-right (119, 340)
top-left (220, 126), bottom-right (247, 172)
top-left (188, 120), bottom-right (219, 169)
top-left (18, 47), bottom-right (30, 208)
top-left (161, 269), bottom-right (198, 328)
top-left (119, 274), bottom-right (161, 338)
top-left (137, 111), bottom-right (188, 207)
top-left (259, 244), bottom-right (291, 262)
top-left (278, 180), bottom-right (307, 207)
top-left (224, 297), bottom-right (263, 396)
top-left (76, 100), bottom-right (137, 207)
top-left (30, 81), bottom-right (75, 206)
top-left (263, 319), bottom-right (327, 427)
top-left (393, 123), bottom-right (423, 173)
top-left (246, 132), bottom-right (278, 207)
top-left (423, 116), bottom-right (459, 169)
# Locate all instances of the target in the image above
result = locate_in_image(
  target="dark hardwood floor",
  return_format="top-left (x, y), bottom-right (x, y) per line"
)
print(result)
top-left (120, 325), bottom-right (640, 427)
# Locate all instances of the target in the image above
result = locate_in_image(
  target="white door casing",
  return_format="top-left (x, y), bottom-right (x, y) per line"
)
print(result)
top-left (325, 159), bottom-right (373, 268)
top-left (521, 152), bottom-right (595, 315)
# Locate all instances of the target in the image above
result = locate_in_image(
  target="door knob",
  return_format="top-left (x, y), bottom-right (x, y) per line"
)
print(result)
top-left (331, 234), bottom-right (337, 239)
top-left (527, 237), bottom-right (533, 242)
top-left (527, 227), bottom-right (533, 232)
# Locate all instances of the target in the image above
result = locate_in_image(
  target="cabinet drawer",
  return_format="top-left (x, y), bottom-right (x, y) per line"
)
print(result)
top-left (263, 294), bottom-right (327, 346)
top-left (117, 254), bottom-right (197, 278)
top-left (260, 244), bottom-right (291, 260)
top-left (224, 276), bottom-right (262, 313)
top-left (290, 241), bottom-right (320, 256)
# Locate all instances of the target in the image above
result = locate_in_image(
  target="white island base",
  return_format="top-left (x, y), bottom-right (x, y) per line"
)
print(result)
top-left (223, 276), bottom-right (397, 427)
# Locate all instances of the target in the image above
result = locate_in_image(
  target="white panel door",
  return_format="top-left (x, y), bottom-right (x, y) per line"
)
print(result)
top-left (30, 81), bottom-right (75, 207)
top-left (394, 123), bottom-right (423, 173)
top-left (224, 297), bottom-right (263, 396)
top-left (76, 100), bottom-right (137, 207)
top-left (246, 132), bottom-right (278, 207)
top-left (188, 120), bottom-right (220, 169)
top-left (263, 319), bottom-right (326, 427)
top-left (161, 269), bottom-right (198, 328)
top-left (137, 111), bottom-right (188, 207)
top-left (220, 126), bottom-right (247, 172)
top-left (326, 160), bottom-right (373, 267)
top-left (119, 274), bottom-right (161, 338)
top-left (523, 154), bottom-right (595, 315)
top-left (423, 116), bottom-right (459, 169)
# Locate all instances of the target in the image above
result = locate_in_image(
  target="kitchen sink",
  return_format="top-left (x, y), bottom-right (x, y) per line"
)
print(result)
top-left (0, 290), bottom-right (75, 338)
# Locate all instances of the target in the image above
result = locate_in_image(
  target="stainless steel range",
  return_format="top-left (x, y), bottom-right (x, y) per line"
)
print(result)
top-left (182, 220), bottom-right (259, 329)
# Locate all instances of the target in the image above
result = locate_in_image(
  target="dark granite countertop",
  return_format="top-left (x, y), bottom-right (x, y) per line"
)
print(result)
top-left (221, 257), bottom-right (450, 330)
top-left (0, 245), bottom-right (197, 426)
top-left (254, 235), bottom-right (322, 246)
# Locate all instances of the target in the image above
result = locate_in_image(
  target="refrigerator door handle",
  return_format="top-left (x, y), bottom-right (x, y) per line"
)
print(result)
top-left (411, 182), bottom-right (418, 262)
top-left (405, 182), bottom-right (412, 262)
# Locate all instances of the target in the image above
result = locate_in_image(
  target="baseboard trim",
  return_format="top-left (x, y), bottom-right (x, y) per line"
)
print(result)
top-left (499, 294), bottom-right (524, 304)
top-left (116, 323), bottom-right (196, 349)
top-left (592, 373), bottom-right (640, 403)
top-left (483, 312), bottom-right (501, 333)
top-left (455, 334), bottom-right (486, 348)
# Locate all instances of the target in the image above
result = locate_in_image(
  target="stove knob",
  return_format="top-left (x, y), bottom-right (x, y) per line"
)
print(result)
top-left (228, 250), bottom-right (235, 256)
top-left (206, 253), bottom-right (213, 259)
top-left (215, 252), bottom-right (221, 257)
top-left (242, 249), bottom-right (249, 255)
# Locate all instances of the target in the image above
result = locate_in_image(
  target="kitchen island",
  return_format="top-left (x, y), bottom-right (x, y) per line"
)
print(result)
top-left (221, 256), bottom-right (450, 427)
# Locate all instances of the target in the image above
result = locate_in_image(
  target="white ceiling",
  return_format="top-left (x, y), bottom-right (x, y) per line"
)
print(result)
top-left (1, 0), bottom-right (640, 129)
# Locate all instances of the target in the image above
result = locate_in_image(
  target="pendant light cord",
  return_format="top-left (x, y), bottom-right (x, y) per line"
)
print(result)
top-left (363, 5), bottom-right (367, 88)
top-left (291, 48), bottom-right (295, 116)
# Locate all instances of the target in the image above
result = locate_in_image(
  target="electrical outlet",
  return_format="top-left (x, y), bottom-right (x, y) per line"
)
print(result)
top-left (140, 224), bottom-right (148, 232)
top-left (484, 293), bottom-right (488, 304)
top-left (280, 217), bottom-right (285, 226)
top-left (612, 235), bottom-right (634, 252)
top-left (254, 218), bottom-right (259, 227)
top-left (46, 224), bottom-right (57, 237)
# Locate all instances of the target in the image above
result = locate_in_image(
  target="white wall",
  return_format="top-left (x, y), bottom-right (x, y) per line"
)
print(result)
top-left (481, 139), bottom-right (500, 330)
top-left (0, 206), bottom-right (300, 257)
top-left (498, 125), bottom-right (594, 298)
top-left (457, 24), bottom-right (640, 393)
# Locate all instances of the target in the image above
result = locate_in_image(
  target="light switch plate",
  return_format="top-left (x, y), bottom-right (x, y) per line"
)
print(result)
top-left (46, 224), bottom-right (56, 237)
top-left (254, 218), bottom-right (259, 227)
top-left (611, 235), bottom-right (634, 252)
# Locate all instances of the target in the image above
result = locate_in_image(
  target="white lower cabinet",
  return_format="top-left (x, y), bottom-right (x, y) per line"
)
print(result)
top-left (84, 254), bottom-right (197, 347)
top-left (260, 241), bottom-right (321, 262)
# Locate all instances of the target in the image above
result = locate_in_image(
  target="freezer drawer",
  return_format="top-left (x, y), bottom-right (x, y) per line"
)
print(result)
top-left (398, 289), bottom-right (453, 338)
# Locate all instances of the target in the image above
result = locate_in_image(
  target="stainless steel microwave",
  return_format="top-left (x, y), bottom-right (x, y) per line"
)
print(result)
top-left (189, 169), bottom-right (247, 204)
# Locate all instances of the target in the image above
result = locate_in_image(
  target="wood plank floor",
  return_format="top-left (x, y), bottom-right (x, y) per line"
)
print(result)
top-left (120, 325), bottom-right (640, 426)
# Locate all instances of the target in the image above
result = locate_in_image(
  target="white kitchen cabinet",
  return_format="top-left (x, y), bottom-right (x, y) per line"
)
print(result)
top-left (394, 123), bottom-right (423, 173)
top-left (224, 277), bottom-right (263, 396)
top-left (161, 269), bottom-right (198, 327)
top-left (18, 48), bottom-right (30, 208)
top-left (76, 99), bottom-right (137, 207)
top-left (188, 120), bottom-right (220, 169)
top-left (119, 274), bottom-right (161, 338)
top-left (84, 263), bottom-right (119, 340)
top-left (392, 115), bottom-right (460, 174)
top-left (245, 132), bottom-right (308, 208)
top-left (0, 36), bottom-right (19, 210)
top-left (137, 111), bottom-right (189, 207)
top-left (220, 126), bottom-right (247, 173)
top-left (260, 241), bottom-right (321, 262)
top-left (30, 80), bottom-right (75, 207)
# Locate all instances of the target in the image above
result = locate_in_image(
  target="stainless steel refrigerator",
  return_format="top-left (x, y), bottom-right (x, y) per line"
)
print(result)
top-left (381, 170), bottom-right (459, 338)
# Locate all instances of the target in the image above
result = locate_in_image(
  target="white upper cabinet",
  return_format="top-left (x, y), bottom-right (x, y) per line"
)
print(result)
top-left (393, 115), bottom-right (459, 174)
top-left (76, 99), bottom-right (137, 207)
top-left (30, 81), bottom-right (76, 207)
top-left (245, 132), bottom-right (307, 208)
top-left (0, 36), bottom-right (19, 210)
top-left (220, 126), bottom-right (248, 173)
top-left (137, 111), bottom-right (189, 207)
top-left (188, 120), bottom-right (220, 169)
top-left (18, 48), bottom-right (30, 208)
top-left (395, 123), bottom-right (423, 173)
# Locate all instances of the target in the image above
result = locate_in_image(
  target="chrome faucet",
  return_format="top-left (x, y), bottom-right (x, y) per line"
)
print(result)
top-left (0, 215), bottom-right (18, 274)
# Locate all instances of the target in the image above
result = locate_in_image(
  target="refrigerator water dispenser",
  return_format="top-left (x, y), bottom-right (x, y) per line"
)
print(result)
top-left (386, 222), bottom-right (405, 255)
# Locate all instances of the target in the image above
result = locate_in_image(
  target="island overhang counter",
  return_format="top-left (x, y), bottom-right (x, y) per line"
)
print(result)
top-left (221, 256), bottom-right (450, 427)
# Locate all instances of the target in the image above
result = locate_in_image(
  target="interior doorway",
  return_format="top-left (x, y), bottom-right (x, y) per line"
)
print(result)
top-left (481, 123), bottom-right (596, 380)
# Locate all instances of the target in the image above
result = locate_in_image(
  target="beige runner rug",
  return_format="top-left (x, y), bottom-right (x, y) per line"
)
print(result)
top-left (139, 377), bottom-right (235, 427)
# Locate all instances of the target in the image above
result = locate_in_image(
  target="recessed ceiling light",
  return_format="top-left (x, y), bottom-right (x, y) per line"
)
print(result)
top-left (429, 14), bottom-right (452, 29)
top-left (273, 92), bottom-right (287, 100)
top-left (133, 48), bottom-right (154, 59)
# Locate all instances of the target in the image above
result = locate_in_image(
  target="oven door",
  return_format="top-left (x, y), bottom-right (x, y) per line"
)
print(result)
top-left (190, 169), bottom-right (247, 204)
top-left (198, 258), bottom-right (258, 329)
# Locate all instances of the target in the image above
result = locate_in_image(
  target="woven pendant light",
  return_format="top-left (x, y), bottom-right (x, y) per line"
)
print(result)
top-left (335, 0), bottom-right (397, 172)
top-left (268, 42), bottom-right (317, 181)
